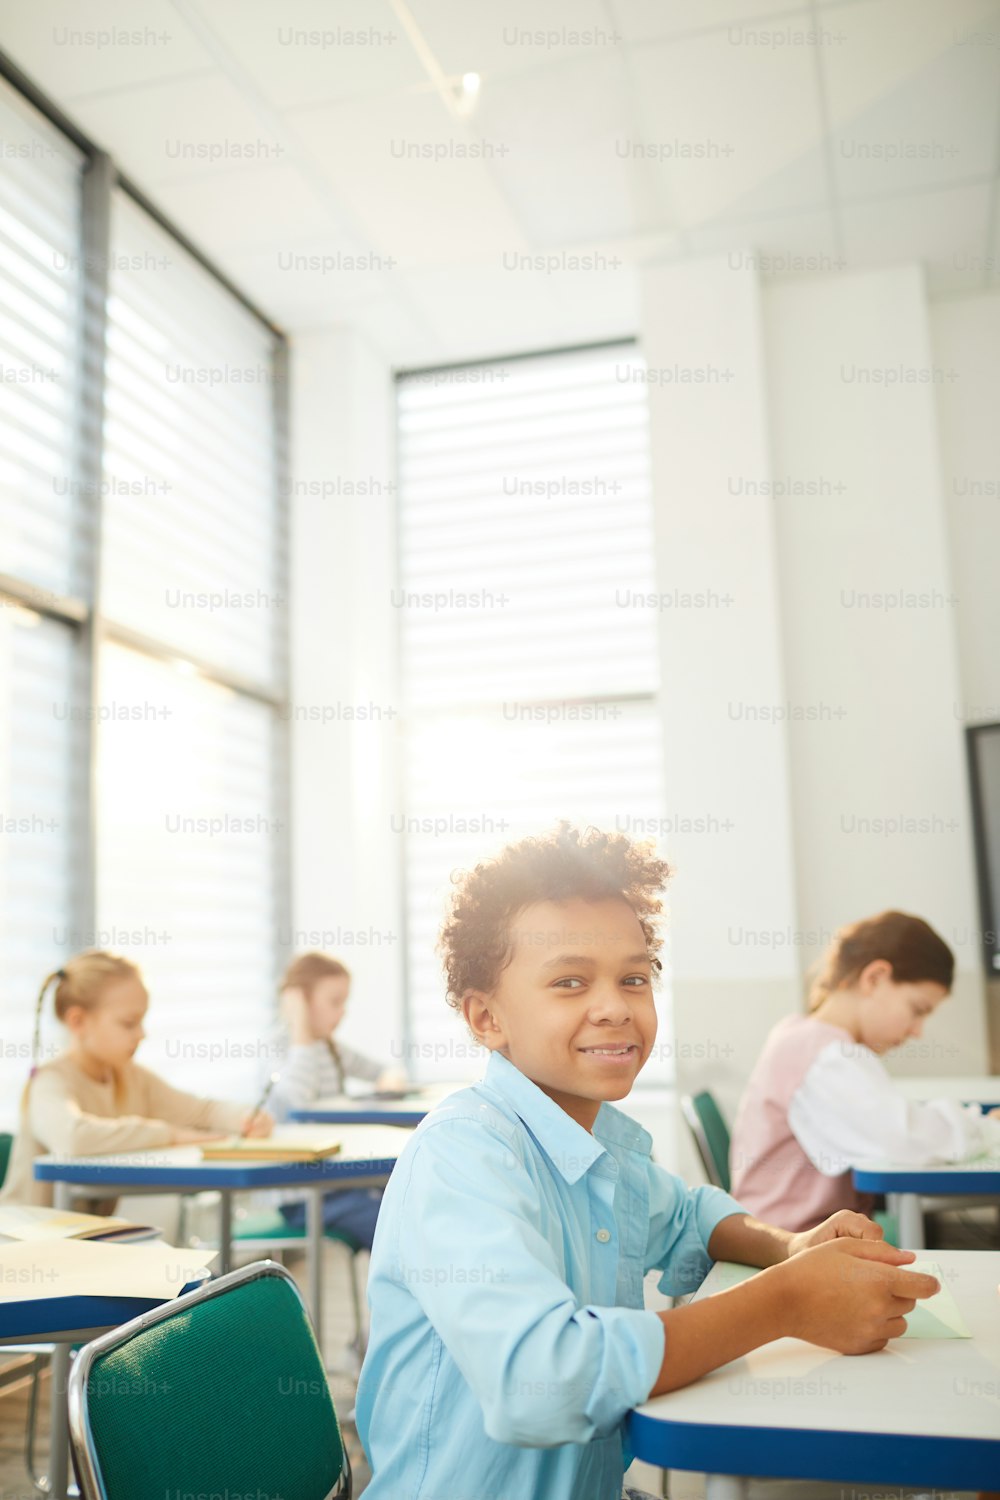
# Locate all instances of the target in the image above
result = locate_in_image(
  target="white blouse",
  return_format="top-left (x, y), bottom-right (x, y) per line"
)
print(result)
top-left (787, 1040), bottom-right (1000, 1175)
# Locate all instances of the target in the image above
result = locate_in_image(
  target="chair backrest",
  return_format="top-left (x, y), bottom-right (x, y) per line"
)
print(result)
top-left (680, 1090), bottom-right (731, 1192)
top-left (68, 1259), bottom-right (350, 1500)
top-left (0, 1133), bottom-right (12, 1190)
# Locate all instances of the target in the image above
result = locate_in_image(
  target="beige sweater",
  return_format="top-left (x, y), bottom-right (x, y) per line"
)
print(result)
top-left (0, 1053), bottom-right (247, 1208)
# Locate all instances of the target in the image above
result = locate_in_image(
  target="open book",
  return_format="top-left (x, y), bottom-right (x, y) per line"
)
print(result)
top-left (0, 1204), bottom-right (159, 1244)
top-left (200, 1128), bottom-right (343, 1163)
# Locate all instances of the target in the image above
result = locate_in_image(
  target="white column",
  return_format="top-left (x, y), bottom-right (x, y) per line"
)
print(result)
top-left (639, 254), bottom-right (801, 1165)
top-left (288, 329), bottom-right (404, 1058)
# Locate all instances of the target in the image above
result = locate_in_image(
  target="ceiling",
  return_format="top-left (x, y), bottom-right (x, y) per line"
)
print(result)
top-left (2, 0), bottom-right (999, 365)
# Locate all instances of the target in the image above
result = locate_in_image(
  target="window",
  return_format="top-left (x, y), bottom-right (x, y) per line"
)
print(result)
top-left (0, 71), bottom-right (287, 1127)
top-left (395, 344), bottom-right (669, 1081)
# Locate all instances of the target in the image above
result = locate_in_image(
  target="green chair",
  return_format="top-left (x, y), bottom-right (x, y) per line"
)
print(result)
top-left (68, 1259), bottom-right (351, 1500)
top-left (232, 1205), bottom-right (367, 1356)
top-left (681, 1090), bottom-right (731, 1192)
top-left (179, 1196), bottom-right (368, 1358)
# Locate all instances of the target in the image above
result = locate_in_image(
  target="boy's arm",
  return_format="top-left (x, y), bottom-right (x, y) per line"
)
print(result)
top-left (647, 1236), bottom-right (939, 1397)
top-left (706, 1207), bottom-right (883, 1268)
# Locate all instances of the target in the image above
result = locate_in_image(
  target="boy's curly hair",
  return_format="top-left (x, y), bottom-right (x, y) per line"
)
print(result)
top-left (438, 822), bottom-right (671, 1008)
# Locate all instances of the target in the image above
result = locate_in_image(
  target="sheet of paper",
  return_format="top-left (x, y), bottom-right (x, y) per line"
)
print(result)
top-left (0, 1239), bottom-right (217, 1303)
top-left (900, 1260), bottom-right (972, 1339)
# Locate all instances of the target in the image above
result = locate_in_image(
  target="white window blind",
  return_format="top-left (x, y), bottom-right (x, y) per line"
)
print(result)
top-left (101, 192), bottom-right (283, 692)
top-left (0, 605), bottom-right (78, 1128)
top-left (398, 345), bottom-right (659, 705)
top-left (0, 80), bottom-right (83, 598)
top-left (396, 345), bottom-right (669, 1082)
top-left (96, 642), bottom-right (280, 1102)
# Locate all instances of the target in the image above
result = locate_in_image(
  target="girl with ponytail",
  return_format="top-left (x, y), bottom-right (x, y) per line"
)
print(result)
top-left (729, 910), bottom-right (1000, 1231)
top-left (1, 950), bottom-right (273, 1208)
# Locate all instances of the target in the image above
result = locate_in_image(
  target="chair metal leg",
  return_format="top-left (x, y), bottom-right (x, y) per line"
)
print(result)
top-left (25, 1352), bottom-right (45, 1490)
top-left (346, 1251), bottom-right (366, 1356)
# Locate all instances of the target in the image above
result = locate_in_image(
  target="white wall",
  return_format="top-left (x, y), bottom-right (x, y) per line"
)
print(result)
top-left (931, 289), bottom-right (1000, 1067)
top-left (764, 266), bottom-right (987, 1078)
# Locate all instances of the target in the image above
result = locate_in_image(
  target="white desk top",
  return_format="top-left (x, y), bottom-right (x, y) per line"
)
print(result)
top-left (895, 1075), bottom-right (999, 1103)
top-left (35, 1123), bottom-right (411, 1182)
top-left (633, 1250), bottom-right (1000, 1443)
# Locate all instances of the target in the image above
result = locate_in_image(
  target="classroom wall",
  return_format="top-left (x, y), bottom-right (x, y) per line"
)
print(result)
top-left (285, 274), bottom-right (999, 1175)
top-left (930, 289), bottom-right (1000, 1070)
top-left (636, 255), bottom-right (992, 1175)
top-left (764, 266), bottom-right (987, 1080)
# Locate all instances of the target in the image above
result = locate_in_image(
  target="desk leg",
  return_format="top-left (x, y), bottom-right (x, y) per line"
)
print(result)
top-left (307, 1187), bottom-right (324, 1359)
top-left (890, 1192), bottom-right (925, 1249)
top-left (45, 1182), bottom-right (72, 1500)
top-left (218, 1191), bottom-right (233, 1275)
top-left (706, 1476), bottom-right (748, 1500)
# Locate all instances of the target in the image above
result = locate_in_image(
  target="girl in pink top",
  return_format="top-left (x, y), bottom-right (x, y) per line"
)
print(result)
top-left (731, 911), bottom-right (1000, 1231)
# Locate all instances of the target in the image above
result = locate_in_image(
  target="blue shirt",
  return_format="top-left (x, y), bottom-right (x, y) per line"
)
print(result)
top-left (356, 1052), bottom-right (743, 1500)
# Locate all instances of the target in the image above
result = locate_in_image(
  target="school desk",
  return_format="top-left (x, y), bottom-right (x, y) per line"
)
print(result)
top-left (289, 1080), bottom-right (472, 1126)
top-left (853, 1153), bottom-right (1000, 1248)
top-left (34, 1123), bottom-right (407, 1351)
top-left (628, 1249), bottom-right (1000, 1498)
top-left (1, 1262), bottom-right (209, 1500)
top-left (896, 1074), bottom-right (1000, 1110)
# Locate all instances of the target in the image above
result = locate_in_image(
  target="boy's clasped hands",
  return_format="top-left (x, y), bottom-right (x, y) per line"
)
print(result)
top-left (777, 1208), bottom-right (939, 1354)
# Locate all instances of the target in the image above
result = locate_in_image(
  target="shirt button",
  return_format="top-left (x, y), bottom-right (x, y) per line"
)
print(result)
top-left (596, 1228), bottom-right (611, 1244)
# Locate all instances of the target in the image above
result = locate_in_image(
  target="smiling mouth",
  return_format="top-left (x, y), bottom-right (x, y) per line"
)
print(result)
top-left (579, 1044), bottom-right (639, 1057)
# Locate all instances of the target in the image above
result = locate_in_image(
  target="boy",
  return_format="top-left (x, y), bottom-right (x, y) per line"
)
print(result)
top-left (355, 824), bottom-right (938, 1500)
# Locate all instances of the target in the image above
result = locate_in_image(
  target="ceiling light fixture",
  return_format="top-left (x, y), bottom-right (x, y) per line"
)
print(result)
top-left (391, 0), bottom-right (483, 119)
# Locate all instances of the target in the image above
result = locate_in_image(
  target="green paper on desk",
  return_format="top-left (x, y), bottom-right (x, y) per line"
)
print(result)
top-left (706, 1258), bottom-right (971, 1338)
top-left (901, 1260), bottom-right (971, 1339)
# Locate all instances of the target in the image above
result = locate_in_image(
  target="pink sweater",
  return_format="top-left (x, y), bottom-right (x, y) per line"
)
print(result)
top-left (730, 1014), bottom-right (875, 1231)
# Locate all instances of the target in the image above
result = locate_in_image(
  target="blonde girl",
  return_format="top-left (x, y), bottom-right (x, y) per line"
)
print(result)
top-left (1, 950), bottom-right (272, 1208)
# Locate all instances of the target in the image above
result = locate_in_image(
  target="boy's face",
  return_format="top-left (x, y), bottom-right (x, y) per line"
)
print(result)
top-left (462, 896), bottom-right (657, 1131)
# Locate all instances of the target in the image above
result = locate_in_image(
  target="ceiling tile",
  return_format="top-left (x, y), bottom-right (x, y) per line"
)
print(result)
top-left (69, 71), bottom-right (287, 184)
top-left (287, 88), bottom-right (529, 265)
top-left (189, 0), bottom-right (427, 109)
top-left (150, 163), bottom-right (360, 255)
top-left (627, 30), bottom-right (828, 226)
top-left (472, 53), bottom-right (644, 243)
top-left (686, 207), bottom-right (843, 277)
top-left (406, 0), bottom-right (620, 76)
top-left (610, 0), bottom-right (807, 44)
top-left (842, 181), bottom-right (994, 294)
top-left (0, 0), bottom-right (213, 98)
top-left (825, 0), bottom-right (1000, 197)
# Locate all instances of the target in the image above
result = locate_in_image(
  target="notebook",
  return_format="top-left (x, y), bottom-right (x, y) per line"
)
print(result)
top-left (0, 1204), bottom-right (159, 1244)
top-left (200, 1128), bottom-right (343, 1163)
